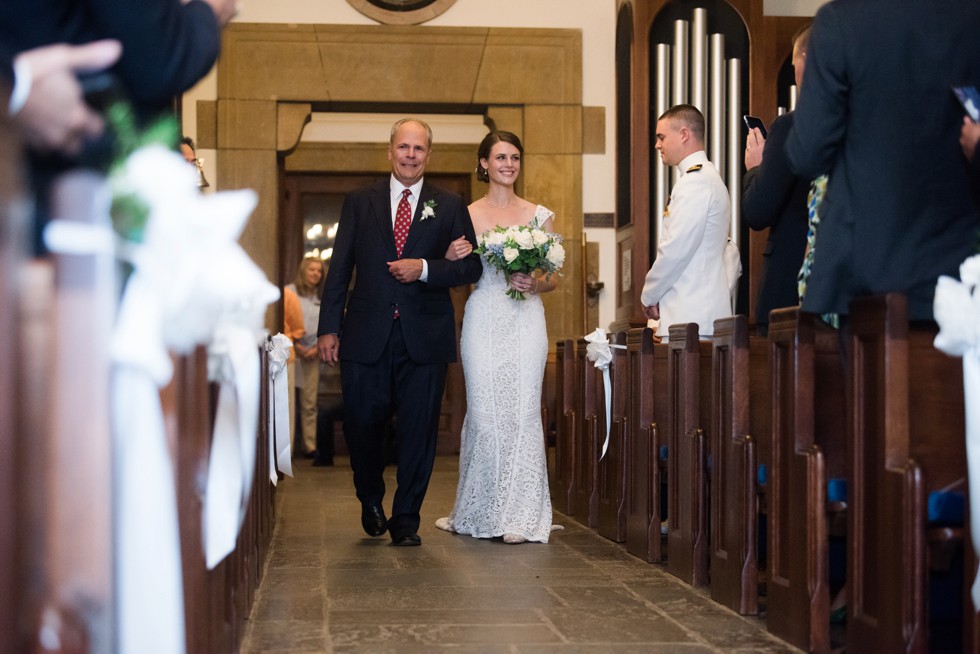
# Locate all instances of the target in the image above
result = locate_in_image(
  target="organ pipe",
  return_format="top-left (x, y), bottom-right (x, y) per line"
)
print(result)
top-left (655, 43), bottom-right (671, 250)
top-left (690, 8), bottom-right (708, 114)
top-left (726, 57), bottom-right (742, 246)
top-left (708, 33), bottom-right (726, 175)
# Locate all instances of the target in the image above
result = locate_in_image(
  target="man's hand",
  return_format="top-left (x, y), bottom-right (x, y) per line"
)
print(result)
top-left (318, 334), bottom-right (339, 366)
top-left (743, 127), bottom-right (765, 170)
top-left (643, 304), bottom-right (660, 321)
top-left (387, 258), bottom-right (423, 283)
top-left (12, 40), bottom-right (122, 156)
top-left (961, 116), bottom-right (980, 162)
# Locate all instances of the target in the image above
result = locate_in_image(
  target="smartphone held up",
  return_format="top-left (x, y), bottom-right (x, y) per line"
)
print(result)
top-left (743, 115), bottom-right (768, 139)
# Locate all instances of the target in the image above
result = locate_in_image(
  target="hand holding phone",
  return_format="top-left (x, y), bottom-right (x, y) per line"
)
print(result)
top-left (743, 115), bottom-right (768, 139)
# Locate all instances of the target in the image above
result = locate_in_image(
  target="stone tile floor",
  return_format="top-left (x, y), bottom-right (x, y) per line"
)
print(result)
top-left (240, 456), bottom-right (799, 653)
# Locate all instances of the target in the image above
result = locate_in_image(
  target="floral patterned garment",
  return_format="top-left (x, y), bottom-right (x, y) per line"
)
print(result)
top-left (797, 174), bottom-right (840, 329)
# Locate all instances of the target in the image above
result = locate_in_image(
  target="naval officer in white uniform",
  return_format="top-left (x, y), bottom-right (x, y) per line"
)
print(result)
top-left (641, 103), bottom-right (733, 339)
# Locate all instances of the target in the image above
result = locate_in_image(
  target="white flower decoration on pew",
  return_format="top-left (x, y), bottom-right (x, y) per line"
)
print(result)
top-left (933, 253), bottom-right (980, 607)
top-left (584, 327), bottom-right (615, 370)
top-left (584, 327), bottom-right (626, 461)
top-left (109, 144), bottom-right (278, 653)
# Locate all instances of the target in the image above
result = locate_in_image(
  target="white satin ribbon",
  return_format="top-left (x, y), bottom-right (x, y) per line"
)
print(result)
top-left (933, 254), bottom-right (980, 609)
top-left (266, 334), bottom-right (294, 484)
top-left (205, 326), bottom-right (263, 569)
top-left (113, 367), bottom-right (186, 654)
top-left (584, 328), bottom-right (627, 461)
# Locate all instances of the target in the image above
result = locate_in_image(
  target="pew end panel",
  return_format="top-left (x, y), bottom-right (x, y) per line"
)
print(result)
top-left (550, 339), bottom-right (576, 516)
top-left (709, 315), bottom-right (760, 615)
top-left (848, 294), bottom-right (967, 654)
top-left (666, 323), bottom-right (710, 587)
top-left (598, 331), bottom-right (629, 542)
top-left (573, 338), bottom-right (601, 528)
top-left (765, 307), bottom-right (833, 652)
top-left (626, 327), bottom-right (666, 563)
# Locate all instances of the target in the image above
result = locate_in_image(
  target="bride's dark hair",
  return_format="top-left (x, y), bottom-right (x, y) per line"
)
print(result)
top-left (476, 130), bottom-right (524, 183)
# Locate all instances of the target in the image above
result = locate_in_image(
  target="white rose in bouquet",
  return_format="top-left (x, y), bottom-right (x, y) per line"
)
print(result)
top-left (546, 242), bottom-right (566, 268)
top-left (503, 247), bottom-right (520, 263)
top-left (483, 230), bottom-right (506, 247)
top-left (513, 228), bottom-right (534, 249)
top-left (531, 229), bottom-right (550, 246)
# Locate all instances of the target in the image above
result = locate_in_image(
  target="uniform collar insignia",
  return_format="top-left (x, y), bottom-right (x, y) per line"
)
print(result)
top-left (686, 164), bottom-right (703, 173)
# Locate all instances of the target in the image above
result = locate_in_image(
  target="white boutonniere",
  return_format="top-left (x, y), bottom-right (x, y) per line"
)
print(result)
top-left (420, 199), bottom-right (437, 221)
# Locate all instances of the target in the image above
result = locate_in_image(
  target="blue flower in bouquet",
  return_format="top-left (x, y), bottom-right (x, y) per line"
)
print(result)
top-left (476, 224), bottom-right (565, 300)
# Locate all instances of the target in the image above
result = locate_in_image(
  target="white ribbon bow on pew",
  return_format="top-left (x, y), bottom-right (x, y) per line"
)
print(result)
top-left (197, 252), bottom-right (280, 571)
top-left (81, 145), bottom-right (277, 654)
top-left (933, 253), bottom-right (980, 610)
top-left (584, 327), bottom-right (627, 461)
top-left (266, 333), bottom-right (294, 484)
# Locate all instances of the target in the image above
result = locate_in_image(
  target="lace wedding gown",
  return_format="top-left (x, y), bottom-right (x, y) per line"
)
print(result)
top-left (447, 205), bottom-right (554, 542)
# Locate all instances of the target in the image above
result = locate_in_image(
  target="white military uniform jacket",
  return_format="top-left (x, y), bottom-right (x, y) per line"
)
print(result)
top-left (641, 150), bottom-right (732, 338)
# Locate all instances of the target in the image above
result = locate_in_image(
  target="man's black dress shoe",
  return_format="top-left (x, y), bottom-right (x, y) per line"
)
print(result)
top-left (361, 504), bottom-right (388, 537)
top-left (391, 533), bottom-right (422, 547)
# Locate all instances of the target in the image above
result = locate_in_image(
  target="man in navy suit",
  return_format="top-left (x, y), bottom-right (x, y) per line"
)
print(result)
top-left (741, 25), bottom-right (811, 335)
top-left (785, 0), bottom-right (980, 321)
top-left (318, 118), bottom-right (482, 546)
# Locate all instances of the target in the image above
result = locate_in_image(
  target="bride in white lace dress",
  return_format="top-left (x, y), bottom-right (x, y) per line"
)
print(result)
top-left (436, 131), bottom-right (556, 544)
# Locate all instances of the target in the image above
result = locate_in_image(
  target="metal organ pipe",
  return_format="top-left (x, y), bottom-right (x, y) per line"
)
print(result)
top-left (690, 8), bottom-right (708, 114)
top-left (708, 33), bottom-right (726, 178)
top-left (726, 57), bottom-right (742, 246)
top-left (654, 43), bottom-right (671, 250)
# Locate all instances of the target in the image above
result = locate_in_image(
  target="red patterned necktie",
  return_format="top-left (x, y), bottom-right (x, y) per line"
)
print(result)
top-left (393, 189), bottom-right (412, 318)
top-left (394, 189), bottom-right (412, 257)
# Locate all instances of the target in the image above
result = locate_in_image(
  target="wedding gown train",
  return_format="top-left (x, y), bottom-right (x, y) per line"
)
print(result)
top-left (442, 205), bottom-right (555, 543)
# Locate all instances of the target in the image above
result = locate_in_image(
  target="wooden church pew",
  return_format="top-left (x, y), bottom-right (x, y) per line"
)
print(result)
top-left (549, 339), bottom-right (576, 515)
top-left (46, 172), bottom-right (116, 651)
top-left (0, 117), bottom-right (27, 652)
top-left (766, 307), bottom-right (847, 652)
top-left (709, 315), bottom-right (770, 615)
top-left (571, 337), bottom-right (600, 527)
top-left (598, 331), bottom-right (629, 542)
top-left (665, 323), bottom-right (713, 587)
top-left (847, 294), bottom-right (966, 653)
top-left (626, 327), bottom-right (668, 563)
top-left (166, 343), bottom-right (276, 654)
top-left (165, 348), bottom-right (215, 654)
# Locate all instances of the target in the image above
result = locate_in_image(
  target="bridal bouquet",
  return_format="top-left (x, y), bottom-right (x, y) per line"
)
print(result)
top-left (476, 224), bottom-right (565, 300)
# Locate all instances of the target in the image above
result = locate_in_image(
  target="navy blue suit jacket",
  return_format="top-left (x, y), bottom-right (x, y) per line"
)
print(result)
top-left (318, 179), bottom-right (482, 365)
top-left (786, 0), bottom-right (980, 320)
top-left (0, 0), bottom-right (220, 117)
top-left (741, 112), bottom-right (809, 326)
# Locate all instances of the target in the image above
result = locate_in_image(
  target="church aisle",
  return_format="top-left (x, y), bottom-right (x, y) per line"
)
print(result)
top-left (240, 456), bottom-right (798, 653)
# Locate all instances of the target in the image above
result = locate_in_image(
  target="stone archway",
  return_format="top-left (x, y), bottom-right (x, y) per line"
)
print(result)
top-left (199, 23), bottom-right (587, 343)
